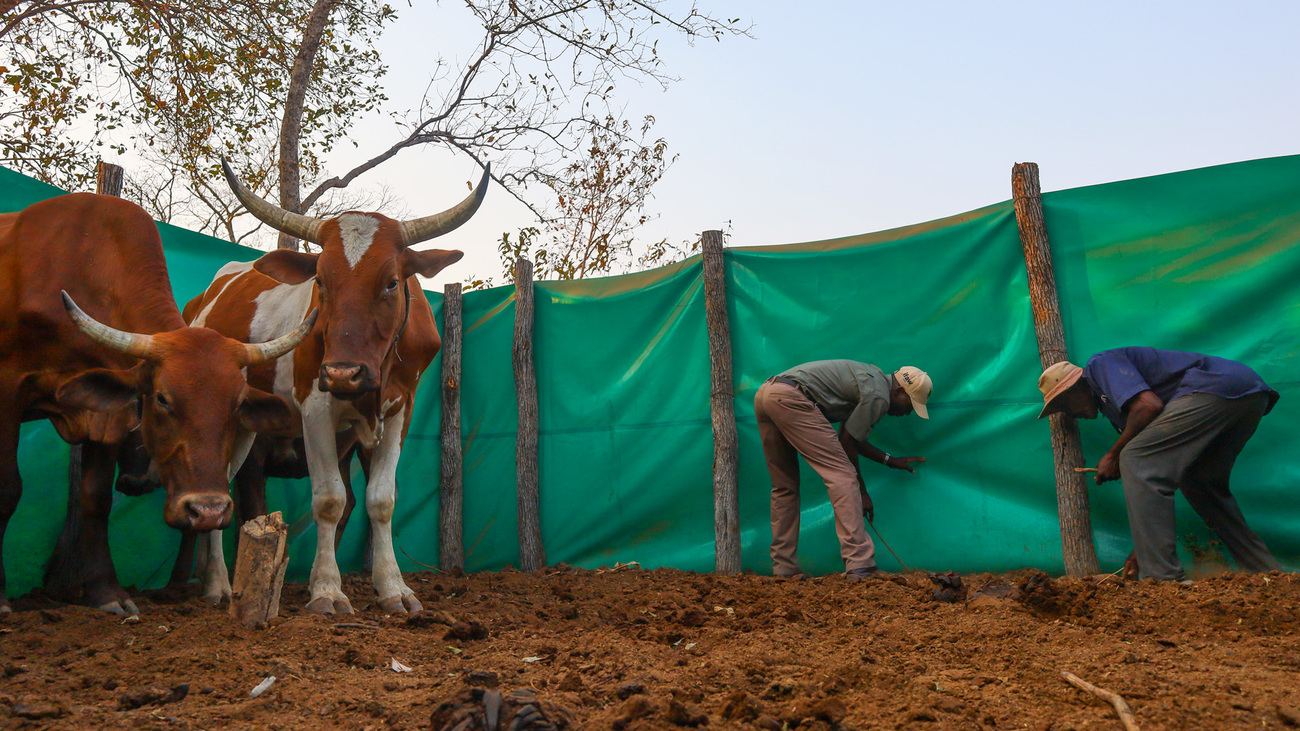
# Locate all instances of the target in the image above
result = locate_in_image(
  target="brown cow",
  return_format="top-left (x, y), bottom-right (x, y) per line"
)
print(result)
top-left (180, 159), bottom-right (488, 614)
top-left (0, 193), bottom-right (314, 616)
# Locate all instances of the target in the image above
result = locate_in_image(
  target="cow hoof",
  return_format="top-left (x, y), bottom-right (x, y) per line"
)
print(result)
top-left (97, 599), bottom-right (140, 617)
top-left (305, 596), bottom-right (354, 615)
top-left (201, 591), bottom-right (229, 606)
top-left (377, 594), bottom-right (423, 615)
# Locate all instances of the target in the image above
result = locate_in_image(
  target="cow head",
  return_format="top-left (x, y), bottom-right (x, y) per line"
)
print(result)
top-left (56, 292), bottom-right (316, 532)
top-left (220, 158), bottom-right (486, 397)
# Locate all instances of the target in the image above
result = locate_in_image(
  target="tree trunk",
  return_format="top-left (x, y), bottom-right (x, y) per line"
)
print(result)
top-left (229, 512), bottom-right (290, 629)
top-left (701, 230), bottom-right (741, 574)
top-left (513, 258), bottom-right (545, 572)
top-left (1012, 162), bottom-right (1099, 577)
top-left (439, 283), bottom-right (465, 573)
top-left (276, 0), bottom-right (337, 251)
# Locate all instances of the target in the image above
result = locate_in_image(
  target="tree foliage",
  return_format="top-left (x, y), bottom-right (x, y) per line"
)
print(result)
top-left (2, 0), bottom-right (747, 277)
top-left (495, 114), bottom-right (700, 282)
top-left (1, 0), bottom-right (391, 206)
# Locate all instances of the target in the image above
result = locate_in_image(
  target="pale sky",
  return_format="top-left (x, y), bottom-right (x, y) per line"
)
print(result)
top-left (326, 1), bottom-right (1300, 291)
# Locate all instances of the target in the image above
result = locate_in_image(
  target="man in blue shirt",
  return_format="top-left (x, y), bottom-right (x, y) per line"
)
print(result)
top-left (1037, 347), bottom-right (1282, 581)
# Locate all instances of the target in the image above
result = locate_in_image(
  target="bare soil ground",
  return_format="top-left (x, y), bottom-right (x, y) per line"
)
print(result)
top-left (2, 566), bottom-right (1299, 730)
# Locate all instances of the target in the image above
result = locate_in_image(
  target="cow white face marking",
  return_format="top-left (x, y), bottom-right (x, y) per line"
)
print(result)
top-left (338, 213), bottom-right (380, 269)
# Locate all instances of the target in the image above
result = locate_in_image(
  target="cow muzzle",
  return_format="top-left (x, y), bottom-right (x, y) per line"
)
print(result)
top-left (171, 493), bottom-right (234, 532)
top-left (319, 362), bottom-right (378, 396)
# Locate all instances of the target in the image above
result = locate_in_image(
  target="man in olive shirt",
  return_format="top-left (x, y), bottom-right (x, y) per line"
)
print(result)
top-left (755, 360), bottom-right (931, 579)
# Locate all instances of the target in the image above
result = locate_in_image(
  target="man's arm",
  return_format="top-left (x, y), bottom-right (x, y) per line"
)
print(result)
top-left (837, 426), bottom-right (873, 523)
top-left (1096, 390), bottom-right (1164, 484)
top-left (839, 427), bottom-right (925, 474)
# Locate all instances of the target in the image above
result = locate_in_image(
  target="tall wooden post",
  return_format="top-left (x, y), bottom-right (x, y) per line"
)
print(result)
top-left (1012, 162), bottom-right (1099, 577)
top-left (513, 258), bottom-right (545, 571)
top-left (701, 230), bottom-right (741, 574)
top-left (45, 161), bottom-right (128, 597)
top-left (96, 161), bottom-right (125, 197)
top-left (439, 283), bottom-right (465, 573)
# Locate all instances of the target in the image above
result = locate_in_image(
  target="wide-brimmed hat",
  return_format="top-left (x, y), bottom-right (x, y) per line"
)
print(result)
top-left (1037, 361), bottom-right (1083, 419)
top-left (893, 366), bottom-right (931, 419)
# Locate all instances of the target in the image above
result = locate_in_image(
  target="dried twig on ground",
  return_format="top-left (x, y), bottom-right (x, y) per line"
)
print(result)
top-left (1060, 670), bottom-right (1140, 731)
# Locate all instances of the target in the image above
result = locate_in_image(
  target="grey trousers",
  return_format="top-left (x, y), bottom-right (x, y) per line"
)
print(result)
top-left (1119, 391), bottom-right (1281, 581)
top-left (754, 379), bottom-right (875, 576)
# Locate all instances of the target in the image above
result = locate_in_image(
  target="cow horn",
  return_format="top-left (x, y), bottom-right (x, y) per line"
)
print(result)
top-left (399, 163), bottom-right (491, 247)
top-left (242, 308), bottom-right (318, 366)
top-left (61, 290), bottom-right (159, 360)
top-left (221, 156), bottom-right (324, 244)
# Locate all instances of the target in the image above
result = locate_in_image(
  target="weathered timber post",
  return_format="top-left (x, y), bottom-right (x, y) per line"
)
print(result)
top-left (96, 161), bottom-right (125, 197)
top-left (229, 512), bottom-right (290, 629)
top-left (1012, 162), bottom-right (1099, 577)
top-left (45, 161), bottom-right (128, 598)
top-left (701, 230), bottom-right (741, 574)
top-left (439, 283), bottom-right (465, 573)
top-left (513, 258), bottom-right (545, 571)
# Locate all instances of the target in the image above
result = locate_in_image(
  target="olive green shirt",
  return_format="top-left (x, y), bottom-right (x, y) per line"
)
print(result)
top-left (779, 360), bottom-right (890, 443)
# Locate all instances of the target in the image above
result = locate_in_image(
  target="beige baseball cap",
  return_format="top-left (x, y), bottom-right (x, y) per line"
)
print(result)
top-left (1037, 361), bottom-right (1083, 419)
top-left (894, 366), bottom-right (932, 419)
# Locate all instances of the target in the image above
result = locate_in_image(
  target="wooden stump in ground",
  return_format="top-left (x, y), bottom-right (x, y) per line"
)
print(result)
top-left (229, 512), bottom-right (289, 629)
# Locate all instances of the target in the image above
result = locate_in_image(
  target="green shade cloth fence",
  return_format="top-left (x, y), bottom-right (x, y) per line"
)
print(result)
top-left (3, 154), bottom-right (1297, 598)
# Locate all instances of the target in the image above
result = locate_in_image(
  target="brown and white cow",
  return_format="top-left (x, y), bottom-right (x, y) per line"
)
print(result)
top-left (0, 193), bottom-right (314, 616)
top-left (182, 159), bottom-right (488, 614)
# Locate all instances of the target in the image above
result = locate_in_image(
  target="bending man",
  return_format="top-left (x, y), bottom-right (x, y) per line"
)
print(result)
top-left (1038, 347), bottom-right (1282, 581)
top-left (755, 360), bottom-right (931, 579)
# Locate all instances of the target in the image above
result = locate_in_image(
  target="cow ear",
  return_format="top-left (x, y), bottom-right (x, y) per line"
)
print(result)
top-left (56, 366), bottom-right (144, 413)
top-left (403, 248), bottom-right (464, 279)
top-left (238, 387), bottom-right (294, 433)
top-left (254, 250), bottom-right (319, 285)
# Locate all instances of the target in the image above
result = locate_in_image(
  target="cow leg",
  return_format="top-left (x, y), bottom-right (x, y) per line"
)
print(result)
top-left (196, 531), bottom-right (230, 604)
top-left (0, 418), bottom-right (22, 617)
top-left (197, 429), bottom-right (258, 605)
top-left (335, 442), bottom-right (356, 548)
top-left (77, 440), bottom-right (138, 615)
top-left (367, 408), bottom-right (421, 614)
top-left (169, 530), bottom-right (198, 588)
top-left (302, 393), bottom-right (352, 614)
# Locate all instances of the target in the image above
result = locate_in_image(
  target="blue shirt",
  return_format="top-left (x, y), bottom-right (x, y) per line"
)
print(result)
top-left (1082, 347), bottom-right (1278, 432)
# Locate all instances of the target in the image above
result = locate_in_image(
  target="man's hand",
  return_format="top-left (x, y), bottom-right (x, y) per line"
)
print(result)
top-left (1095, 451), bottom-right (1120, 484)
top-left (886, 456), bottom-right (925, 474)
top-left (860, 489), bottom-right (874, 524)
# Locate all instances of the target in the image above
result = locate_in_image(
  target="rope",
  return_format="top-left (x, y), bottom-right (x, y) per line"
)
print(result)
top-left (866, 519), bottom-right (911, 572)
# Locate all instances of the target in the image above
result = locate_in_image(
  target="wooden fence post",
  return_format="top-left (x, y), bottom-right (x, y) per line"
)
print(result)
top-left (96, 161), bottom-right (125, 197)
top-left (513, 258), bottom-right (545, 571)
top-left (701, 230), bottom-right (741, 574)
top-left (439, 282), bottom-right (465, 573)
top-left (1012, 162), bottom-right (1100, 577)
top-left (45, 161), bottom-right (128, 597)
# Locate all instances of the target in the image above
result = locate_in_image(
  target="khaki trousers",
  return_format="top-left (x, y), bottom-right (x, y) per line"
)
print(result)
top-left (755, 379), bottom-right (875, 575)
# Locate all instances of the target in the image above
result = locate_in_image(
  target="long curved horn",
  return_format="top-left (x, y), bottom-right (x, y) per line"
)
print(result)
top-left (399, 163), bottom-right (491, 247)
top-left (61, 290), bottom-right (159, 360)
top-left (221, 156), bottom-right (324, 244)
top-left (242, 308), bottom-right (319, 366)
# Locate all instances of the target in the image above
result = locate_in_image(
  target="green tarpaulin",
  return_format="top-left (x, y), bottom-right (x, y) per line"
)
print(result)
top-left (2, 154), bottom-right (1296, 599)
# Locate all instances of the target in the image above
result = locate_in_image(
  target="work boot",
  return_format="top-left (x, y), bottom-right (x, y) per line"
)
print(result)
top-left (775, 571), bottom-right (810, 581)
top-left (845, 566), bottom-right (884, 580)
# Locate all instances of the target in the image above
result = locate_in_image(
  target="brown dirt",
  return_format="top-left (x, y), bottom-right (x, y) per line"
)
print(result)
top-left (2, 566), bottom-right (1299, 730)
